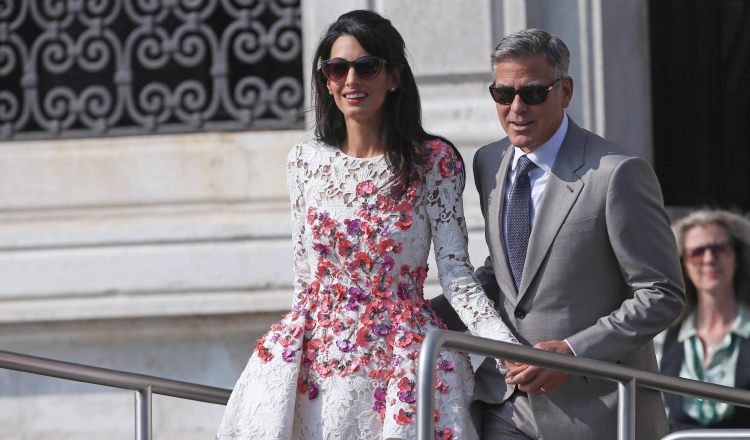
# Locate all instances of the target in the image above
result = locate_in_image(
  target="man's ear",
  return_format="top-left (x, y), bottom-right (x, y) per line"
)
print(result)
top-left (560, 76), bottom-right (574, 108)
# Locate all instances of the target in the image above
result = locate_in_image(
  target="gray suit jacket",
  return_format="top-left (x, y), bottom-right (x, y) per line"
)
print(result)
top-left (433, 120), bottom-right (685, 440)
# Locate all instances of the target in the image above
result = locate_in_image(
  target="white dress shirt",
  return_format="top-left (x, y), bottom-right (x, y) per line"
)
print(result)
top-left (503, 113), bottom-right (569, 238)
top-left (502, 114), bottom-right (576, 354)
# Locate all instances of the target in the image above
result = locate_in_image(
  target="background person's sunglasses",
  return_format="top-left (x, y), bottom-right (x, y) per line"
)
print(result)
top-left (320, 56), bottom-right (386, 83)
top-left (489, 78), bottom-right (563, 105)
top-left (684, 242), bottom-right (732, 264)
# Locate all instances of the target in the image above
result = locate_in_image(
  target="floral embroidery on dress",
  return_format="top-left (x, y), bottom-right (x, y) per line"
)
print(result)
top-left (217, 139), bottom-right (518, 440)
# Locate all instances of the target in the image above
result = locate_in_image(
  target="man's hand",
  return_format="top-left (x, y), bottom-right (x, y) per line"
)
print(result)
top-left (505, 340), bottom-right (573, 395)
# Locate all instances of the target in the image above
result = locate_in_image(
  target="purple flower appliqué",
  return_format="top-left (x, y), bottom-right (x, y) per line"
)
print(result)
top-left (397, 282), bottom-right (410, 300)
top-left (308, 383), bottom-right (319, 400)
top-left (374, 387), bottom-right (387, 402)
top-left (373, 387), bottom-right (387, 412)
top-left (391, 354), bottom-right (404, 366)
top-left (372, 324), bottom-right (391, 336)
top-left (380, 225), bottom-right (390, 237)
top-left (348, 287), bottom-right (370, 302)
top-left (436, 359), bottom-right (455, 371)
top-left (312, 242), bottom-right (329, 256)
top-left (336, 339), bottom-right (355, 352)
top-left (397, 390), bottom-right (416, 404)
top-left (282, 347), bottom-right (296, 363)
top-left (344, 300), bottom-right (359, 311)
top-left (346, 219), bottom-right (362, 236)
top-left (382, 256), bottom-right (394, 272)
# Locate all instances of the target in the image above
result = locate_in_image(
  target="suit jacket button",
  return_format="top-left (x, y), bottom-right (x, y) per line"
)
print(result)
top-left (514, 309), bottom-right (526, 319)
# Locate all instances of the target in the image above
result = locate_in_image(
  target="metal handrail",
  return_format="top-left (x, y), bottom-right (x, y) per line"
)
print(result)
top-left (662, 430), bottom-right (750, 439)
top-left (5, 338), bottom-right (750, 440)
top-left (417, 330), bottom-right (750, 440)
top-left (0, 349), bottom-right (231, 440)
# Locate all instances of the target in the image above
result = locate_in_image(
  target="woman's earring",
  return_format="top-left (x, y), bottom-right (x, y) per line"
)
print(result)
top-left (328, 88), bottom-right (332, 95)
top-left (390, 87), bottom-right (396, 92)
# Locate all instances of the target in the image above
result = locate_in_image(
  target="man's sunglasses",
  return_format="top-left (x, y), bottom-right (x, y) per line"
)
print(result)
top-left (489, 77), bottom-right (563, 105)
top-left (684, 242), bottom-right (732, 265)
top-left (320, 56), bottom-right (386, 83)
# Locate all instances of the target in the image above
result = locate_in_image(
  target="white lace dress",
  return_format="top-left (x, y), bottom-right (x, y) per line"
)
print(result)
top-left (217, 139), bottom-right (518, 440)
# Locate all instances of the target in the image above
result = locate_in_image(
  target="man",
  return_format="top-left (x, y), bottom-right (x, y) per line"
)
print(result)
top-left (433, 29), bottom-right (685, 439)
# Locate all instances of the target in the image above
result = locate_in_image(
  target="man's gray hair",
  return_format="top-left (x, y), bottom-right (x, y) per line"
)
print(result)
top-left (491, 29), bottom-right (570, 78)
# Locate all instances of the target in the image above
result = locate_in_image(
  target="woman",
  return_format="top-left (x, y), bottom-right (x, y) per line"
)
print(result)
top-left (660, 209), bottom-right (750, 430)
top-left (216, 10), bottom-right (517, 440)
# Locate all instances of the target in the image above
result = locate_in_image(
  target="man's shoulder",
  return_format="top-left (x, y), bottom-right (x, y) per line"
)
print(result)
top-left (568, 121), bottom-right (620, 151)
top-left (570, 123), bottom-right (641, 167)
top-left (567, 126), bottom-right (661, 192)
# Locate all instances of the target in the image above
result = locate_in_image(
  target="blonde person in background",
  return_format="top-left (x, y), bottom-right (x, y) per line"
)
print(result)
top-left (657, 209), bottom-right (750, 430)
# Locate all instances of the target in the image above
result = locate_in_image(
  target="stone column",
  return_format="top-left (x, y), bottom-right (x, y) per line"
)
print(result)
top-left (517, 0), bottom-right (654, 161)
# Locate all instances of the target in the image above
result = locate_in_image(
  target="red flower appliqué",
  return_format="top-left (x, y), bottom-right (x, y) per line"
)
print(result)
top-left (395, 408), bottom-right (414, 425)
top-left (356, 180), bottom-right (377, 198)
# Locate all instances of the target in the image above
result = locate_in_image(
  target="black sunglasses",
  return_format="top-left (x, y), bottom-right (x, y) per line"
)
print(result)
top-left (320, 56), bottom-right (386, 83)
top-left (489, 78), bottom-right (563, 105)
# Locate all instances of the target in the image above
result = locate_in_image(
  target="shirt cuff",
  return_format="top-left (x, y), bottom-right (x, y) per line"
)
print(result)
top-left (563, 338), bottom-right (578, 356)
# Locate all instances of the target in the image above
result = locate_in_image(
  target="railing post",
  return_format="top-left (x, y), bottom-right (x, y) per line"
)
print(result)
top-left (135, 385), bottom-right (153, 440)
top-left (417, 331), bottom-right (444, 440)
top-left (618, 379), bottom-right (636, 440)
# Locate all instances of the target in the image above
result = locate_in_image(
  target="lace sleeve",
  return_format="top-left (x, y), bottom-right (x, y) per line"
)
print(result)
top-left (423, 140), bottom-right (518, 345)
top-left (287, 144), bottom-right (311, 307)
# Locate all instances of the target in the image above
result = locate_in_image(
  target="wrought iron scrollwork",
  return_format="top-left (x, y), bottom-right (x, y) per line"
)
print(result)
top-left (0, 0), bottom-right (303, 141)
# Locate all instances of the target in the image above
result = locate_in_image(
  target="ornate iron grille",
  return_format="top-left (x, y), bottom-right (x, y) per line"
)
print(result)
top-left (0, 0), bottom-right (303, 141)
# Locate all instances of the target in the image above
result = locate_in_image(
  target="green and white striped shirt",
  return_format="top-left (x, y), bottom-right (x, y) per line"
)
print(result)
top-left (656, 304), bottom-right (750, 425)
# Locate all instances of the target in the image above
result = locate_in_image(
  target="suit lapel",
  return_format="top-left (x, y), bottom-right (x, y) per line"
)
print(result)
top-left (517, 122), bottom-right (587, 300)
top-left (487, 141), bottom-right (517, 298)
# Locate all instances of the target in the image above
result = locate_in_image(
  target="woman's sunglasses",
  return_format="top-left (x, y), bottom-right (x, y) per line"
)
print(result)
top-left (489, 78), bottom-right (563, 105)
top-left (684, 242), bottom-right (732, 265)
top-left (320, 56), bottom-right (386, 83)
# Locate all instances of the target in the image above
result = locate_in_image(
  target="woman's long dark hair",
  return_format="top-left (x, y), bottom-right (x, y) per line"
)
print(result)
top-left (311, 10), bottom-right (461, 191)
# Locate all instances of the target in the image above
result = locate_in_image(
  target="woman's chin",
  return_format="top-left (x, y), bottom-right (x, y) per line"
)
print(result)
top-left (697, 282), bottom-right (733, 298)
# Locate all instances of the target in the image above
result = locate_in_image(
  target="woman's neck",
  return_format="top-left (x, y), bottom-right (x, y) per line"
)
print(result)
top-left (695, 289), bottom-right (738, 355)
top-left (343, 120), bottom-right (385, 158)
top-left (696, 289), bottom-right (738, 326)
